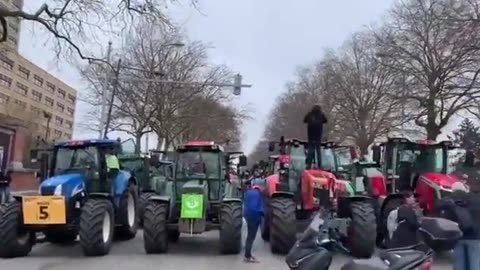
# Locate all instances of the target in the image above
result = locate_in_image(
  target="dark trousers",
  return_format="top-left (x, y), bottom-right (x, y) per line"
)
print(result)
top-left (306, 141), bottom-right (321, 169)
top-left (245, 216), bottom-right (260, 258)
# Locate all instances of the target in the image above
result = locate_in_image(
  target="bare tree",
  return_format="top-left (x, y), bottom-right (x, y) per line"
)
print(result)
top-left (375, 0), bottom-right (480, 140)
top-left (323, 32), bottom-right (406, 154)
top-left (81, 19), bottom-right (240, 152)
top-left (180, 96), bottom-right (248, 150)
top-left (0, 0), bottom-right (196, 63)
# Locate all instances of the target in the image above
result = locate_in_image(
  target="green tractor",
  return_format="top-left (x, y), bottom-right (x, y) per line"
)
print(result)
top-left (118, 152), bottom-right (174, 226)
top-left (142, 140), bottom-right (247, 254)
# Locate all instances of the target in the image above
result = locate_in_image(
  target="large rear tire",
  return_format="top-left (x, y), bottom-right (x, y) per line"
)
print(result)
top-left (270, 197), bottom-right (296, 254)
top-left (138, 192), bottom-right (155, 227)
top-left (348, 201), bottom-right (377, 258)
top-left (115, 184), bottom-right (138, 240)
top-left (143, 201), bottom-right (168, 254)
top-left (0, 201), bottom-right (32, 258)
top-left (378, 198), bottom-right (403, 247)
top-left (219, 202), bottom-right (243, 254)
top-left (79, 199), bottom-right (115, 256)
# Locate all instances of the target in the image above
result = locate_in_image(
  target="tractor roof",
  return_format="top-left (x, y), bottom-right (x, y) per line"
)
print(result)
top-left (382, 137), bottom-right (457, 148)
top-left (177, 140), bottom-right (224, 152)
top-left (272, 137), bottom-right (341, 147)
top-left (55, 139), bottom-right (120, 148)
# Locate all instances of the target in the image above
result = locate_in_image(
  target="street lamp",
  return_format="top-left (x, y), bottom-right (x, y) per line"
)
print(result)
top-left (43, 111), bottom-right (52, 141)
top-left (99, 42), bottom-right (185, 139)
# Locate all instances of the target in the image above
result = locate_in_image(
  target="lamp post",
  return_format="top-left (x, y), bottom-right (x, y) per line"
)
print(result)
top-left (102, 42), bottom-right (185, 139)
top-left (43, 111), bottom-right (52, 141)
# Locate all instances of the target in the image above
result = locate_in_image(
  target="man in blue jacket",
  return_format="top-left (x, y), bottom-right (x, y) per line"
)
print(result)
top-left (243, 177), bottom-right (264, 263)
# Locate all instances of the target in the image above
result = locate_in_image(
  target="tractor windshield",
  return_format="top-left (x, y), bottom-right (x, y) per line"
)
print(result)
top-left (415, 146), bottom-right (445, 173)
top-left (176, 150), bottom-right (220, 179)
top-left (397, 145), bottom-right (446, 174)
top-left (175, 149), bottom-right (222, 200)
top-left (53, 146), bottom-right (99, 175)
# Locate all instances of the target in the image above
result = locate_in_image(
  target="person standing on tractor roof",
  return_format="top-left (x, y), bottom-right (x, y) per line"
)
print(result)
top-left (243, 172), bottom-right (264, 263)
top-left (303, 105), bottom-right (327, 169)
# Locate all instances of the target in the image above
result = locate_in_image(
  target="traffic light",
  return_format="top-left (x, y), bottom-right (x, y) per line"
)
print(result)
top-left (233, 73), bottom-right (242, 96)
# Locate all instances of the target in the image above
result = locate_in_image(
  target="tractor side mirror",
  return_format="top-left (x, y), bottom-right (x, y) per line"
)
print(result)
top-left (372, 145), bottom-right (381, 164)
top-left (150, 155), bottom-right (160, 167)
top-left (268, 142), bottom-right (275, 152)
top-left (238, 155), bottom-right (247, 166)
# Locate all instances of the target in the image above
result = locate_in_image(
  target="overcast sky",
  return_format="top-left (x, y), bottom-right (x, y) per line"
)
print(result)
top-left (20, 0), bottom-right (467, 153)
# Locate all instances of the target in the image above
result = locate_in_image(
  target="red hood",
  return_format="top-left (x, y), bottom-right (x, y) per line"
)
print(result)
top-left (421, 172), bottom-right (459, 187)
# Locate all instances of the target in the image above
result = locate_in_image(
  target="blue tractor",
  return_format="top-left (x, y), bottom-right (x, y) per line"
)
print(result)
top-left (0, 139), bottom-right (138, 257)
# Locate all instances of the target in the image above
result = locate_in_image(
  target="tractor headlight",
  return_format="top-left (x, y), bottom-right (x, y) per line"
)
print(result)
top-left (54, 185), bottom-right (63, 196)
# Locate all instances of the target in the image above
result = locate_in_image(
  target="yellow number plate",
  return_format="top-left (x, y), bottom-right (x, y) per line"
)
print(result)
top-left (22, 196), bottom-right (66, 225)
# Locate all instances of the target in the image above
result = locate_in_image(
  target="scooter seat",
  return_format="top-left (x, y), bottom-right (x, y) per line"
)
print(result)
top-left (340, 250), bottom-right (425, 270)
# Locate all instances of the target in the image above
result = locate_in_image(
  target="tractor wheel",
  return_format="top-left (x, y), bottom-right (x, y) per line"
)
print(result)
top-left (138, 192), bottom-right (155, 227)
top-left (143, 201), bottom-right (168, 254)
top-left (0, 201), bottom-right (32, 258)
top-left (219, 202), bottom-right (242, 254)
top-left (79, 199), bottom-right (115, 256)
top-left (377, 198), bottom-right (403, 247)
top-left (45, 228), bottom-right (77, 245)
top-left (270, 197), bottom-right (296, 254)
top-left (115, 184), bottom-right (138, 240)
top-left (348, 201), bottom-right (377, 258)
top-left (168, 230), bottom-right (180, 243)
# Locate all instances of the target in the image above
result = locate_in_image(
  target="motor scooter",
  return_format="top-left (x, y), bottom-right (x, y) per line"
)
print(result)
top-left (286, 210), bottom-right (439, 270)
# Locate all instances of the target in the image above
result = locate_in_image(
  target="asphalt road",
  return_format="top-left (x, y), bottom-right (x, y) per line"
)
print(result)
top-left (0, 225), bottom-right (453, 270)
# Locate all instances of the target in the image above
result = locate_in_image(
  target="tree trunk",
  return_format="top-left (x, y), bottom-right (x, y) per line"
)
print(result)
top-left (426, 125), bottom-right (441, 141)
top-left (134, 132), bottom-right (142, 154)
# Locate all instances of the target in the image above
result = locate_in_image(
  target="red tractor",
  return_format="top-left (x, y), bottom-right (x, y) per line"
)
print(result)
top-left (261, 137), bottom-right (377, 257)
top-left (371, 137), bottom-right (460, 249)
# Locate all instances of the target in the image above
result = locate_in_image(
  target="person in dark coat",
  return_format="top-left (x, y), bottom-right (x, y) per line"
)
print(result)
top-left (437, 182), bottom-right (480, 270)
top-left (387, 191), bottom-right (421, 249)
top-left (303, 105), bottom-right (327, 169)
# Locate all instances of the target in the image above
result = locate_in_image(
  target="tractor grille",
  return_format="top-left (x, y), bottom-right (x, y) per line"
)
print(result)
top-left (40, 186), bottom-right (56, 195)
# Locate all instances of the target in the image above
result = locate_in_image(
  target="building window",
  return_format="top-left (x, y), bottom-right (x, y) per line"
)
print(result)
top-left (55, 116), bottom-right (63, 126)
top-left (14, 99), bottom-right (26, 109)
top-left (45, 96), bottom-right (54, 107)
top-left (18, 65), bottom-right (29, 79)
top-left (33, 75), bottom-right (43, 87)
top-left (54, 129), bottom-right (62, 138)
top-left (31, 90), bottom-right (42, 102)
top-left (67, 107), bottom-right (74, 117)
top-left (31, 106), bottom-right (41, 114)
top-left (56, 102), bottom-right (64, 112)
top-left (15, 82), bottom-right (27, 96)
top-left (64, 133), bottom-right (72, 139)
top-left (67, 94), bottom-right (76, 104)
top-left (65, 120), bottom-right (73, 129)
top-left (0, 73), bottom-right (12, 88)
top-left (0, 92), bottom-right (9, 104)
top-left (0, 57), bottom-right (13, 71)
top-left (57, 88), bottom-right (66, 99)
top-left (46, 82), bottom-right (55, 93)
top-left (13, 0), bottom-right (22, 10)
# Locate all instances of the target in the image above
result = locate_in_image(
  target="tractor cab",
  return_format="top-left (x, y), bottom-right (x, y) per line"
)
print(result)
top-left (266, 155), bottom-right (280, 175)
top-left (44, 139), bottom-right (132, 194)
top-left (372, 138), bottom-right (458, 208)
